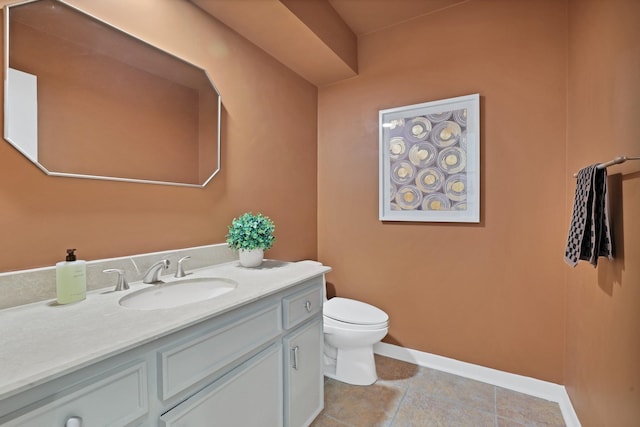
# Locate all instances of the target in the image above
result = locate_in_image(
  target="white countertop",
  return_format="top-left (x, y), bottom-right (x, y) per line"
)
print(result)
top-left (0, 259), bottom-right (330, 401)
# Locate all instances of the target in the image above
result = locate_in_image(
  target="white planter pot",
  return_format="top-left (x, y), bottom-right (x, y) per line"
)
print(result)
top-left (238, 248), bottom-right (264, 268)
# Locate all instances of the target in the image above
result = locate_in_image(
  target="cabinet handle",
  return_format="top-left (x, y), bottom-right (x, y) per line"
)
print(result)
top-left (292, 346), bottom-right (299, 370)
top-left (305, 300), bottom-right (312, 312)
top-left (65, 416), bottom-right (83, 427)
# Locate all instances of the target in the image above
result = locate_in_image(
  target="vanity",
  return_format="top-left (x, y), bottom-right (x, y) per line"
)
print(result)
top-left (0, 259), bottom-right (330, 426)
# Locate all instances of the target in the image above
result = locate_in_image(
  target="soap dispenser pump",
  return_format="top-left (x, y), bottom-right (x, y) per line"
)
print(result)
top-left (56, 248), bottom-right (87, 304)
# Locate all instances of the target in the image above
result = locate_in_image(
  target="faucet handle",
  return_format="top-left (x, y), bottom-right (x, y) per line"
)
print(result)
top-left (175, 256), bottom-right (191, 278)
top-left (103, 269), bottom-right (129, 291)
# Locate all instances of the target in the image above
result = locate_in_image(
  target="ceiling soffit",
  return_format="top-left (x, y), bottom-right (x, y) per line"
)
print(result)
top-left (190, 0), bottom-right (467, 86)
top-left (190, 0), bottom-right (357, 86)
top-left (328, 0), bottom-right (468, 36)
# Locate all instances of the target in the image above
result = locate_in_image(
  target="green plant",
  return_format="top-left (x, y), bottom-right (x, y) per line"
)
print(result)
top-left (226, 212), bottom-right (275, 251)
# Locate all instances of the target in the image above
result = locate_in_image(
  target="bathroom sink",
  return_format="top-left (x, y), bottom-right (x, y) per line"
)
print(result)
top-left (119, 277), bottom-right (237, 310)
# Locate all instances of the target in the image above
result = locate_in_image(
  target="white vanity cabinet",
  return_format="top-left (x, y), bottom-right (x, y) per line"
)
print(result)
top-left (0, 273), bottom-right (326, 427)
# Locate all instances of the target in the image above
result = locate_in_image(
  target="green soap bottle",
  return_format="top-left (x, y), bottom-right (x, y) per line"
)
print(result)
top-left (56, 249), bottom-right (87, 304)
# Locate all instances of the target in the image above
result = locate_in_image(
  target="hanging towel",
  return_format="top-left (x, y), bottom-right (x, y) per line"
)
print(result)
top-left (564, 164), bottom-right (613, 267)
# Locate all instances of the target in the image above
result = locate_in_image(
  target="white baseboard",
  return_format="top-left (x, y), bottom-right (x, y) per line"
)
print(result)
top-left (374, 342), bottom-right (581, 427)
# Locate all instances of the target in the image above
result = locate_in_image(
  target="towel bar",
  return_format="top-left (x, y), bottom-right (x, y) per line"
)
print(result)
top-left (573, 155), bottom-right (640, 177)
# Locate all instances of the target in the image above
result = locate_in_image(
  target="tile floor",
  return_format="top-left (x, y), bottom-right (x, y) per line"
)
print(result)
top-left (311, 355), bottom-right (566, 427)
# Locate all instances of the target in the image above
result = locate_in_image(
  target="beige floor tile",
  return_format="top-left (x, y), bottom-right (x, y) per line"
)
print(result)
top-left (374, 354), bottom-right (421, 389)
top-left (408, 367), bottom-right (496, 414)
top-left (314, 356), bottom-right (567, 427)
top-left (496, 415), bottom-right (529, 426)
top-left (319, 377), bottom-right (405, 427)
top-left (495, 387), bottom-right (565, 426)
top-left (392, 393), bottom-right (496, 427)
top-left (309, 412), bottom-right (352, 427)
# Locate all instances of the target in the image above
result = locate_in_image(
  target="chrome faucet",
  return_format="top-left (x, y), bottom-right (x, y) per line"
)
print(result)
top-left (142, 259), bottom-right (170, 284)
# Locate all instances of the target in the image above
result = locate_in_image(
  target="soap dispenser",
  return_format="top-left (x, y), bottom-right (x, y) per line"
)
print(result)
top-left (56, 249), bottom-right (87, 304)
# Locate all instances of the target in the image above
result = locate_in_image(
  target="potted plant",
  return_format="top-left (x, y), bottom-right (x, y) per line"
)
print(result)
top-left (226, 212), bottom-right (275, 267)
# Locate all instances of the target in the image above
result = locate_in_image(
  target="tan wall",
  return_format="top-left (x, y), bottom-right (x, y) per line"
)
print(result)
top-left (565, 0), bottom-right (640, 425)
top-left (318, 0), bottom-right (568, 383)
top-left (0, 0), bottom-right (318, 272)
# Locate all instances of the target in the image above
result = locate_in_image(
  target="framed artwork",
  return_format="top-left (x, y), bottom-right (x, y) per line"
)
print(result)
top-left (379, 94), bottom-right (480, 222)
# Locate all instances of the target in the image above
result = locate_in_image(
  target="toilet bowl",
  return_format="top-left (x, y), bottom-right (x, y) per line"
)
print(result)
top-left (323, 297), bottom-right (389, 386)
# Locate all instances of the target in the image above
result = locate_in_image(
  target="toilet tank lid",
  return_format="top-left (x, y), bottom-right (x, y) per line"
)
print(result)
top-left (324, 297), bottom-right (388, 325)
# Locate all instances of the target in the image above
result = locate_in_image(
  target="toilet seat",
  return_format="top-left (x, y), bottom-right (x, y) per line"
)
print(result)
top-left (323, 297), bottom-right (389, 326)
top-left (324, 315), bottom-right (388, 331)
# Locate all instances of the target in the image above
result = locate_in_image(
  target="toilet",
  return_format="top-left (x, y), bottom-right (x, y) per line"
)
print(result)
top-left (323, 296), bottom-right (389, 386)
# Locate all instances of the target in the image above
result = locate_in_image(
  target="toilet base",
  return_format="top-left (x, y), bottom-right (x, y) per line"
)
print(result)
top-left (324, 345), bottom-right (377, 386)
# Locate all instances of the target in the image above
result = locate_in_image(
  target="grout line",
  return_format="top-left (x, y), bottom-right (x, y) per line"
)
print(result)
top-left (494, 386), bottom-right (498, 427)
top-left (387, 378), bottom-right (411, 426)
top-left (323, 413), bottom-right (352, 427)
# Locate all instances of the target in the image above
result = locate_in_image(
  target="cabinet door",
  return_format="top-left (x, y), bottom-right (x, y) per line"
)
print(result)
top-left (2, 362), bottom-right (147, 427)
top-left (159, 345), bottom-right (283, 427)
top-left (284, 318), bottom-right (323, 427)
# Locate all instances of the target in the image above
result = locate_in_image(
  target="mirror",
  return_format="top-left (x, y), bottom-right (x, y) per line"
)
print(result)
top-left (4, 0), bottom-right (221, 187)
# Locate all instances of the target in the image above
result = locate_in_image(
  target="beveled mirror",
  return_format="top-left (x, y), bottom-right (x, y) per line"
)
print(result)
top-left (4, 0), bottom-right (221, 187)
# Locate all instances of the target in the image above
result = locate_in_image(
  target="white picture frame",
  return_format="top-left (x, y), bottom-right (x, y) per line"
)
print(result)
top-left (379, 94), bottom-right (480, 222)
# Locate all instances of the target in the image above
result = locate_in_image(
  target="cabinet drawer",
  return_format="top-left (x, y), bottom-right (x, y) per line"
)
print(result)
top-left (3, 362), bottom-right (147, 427)
top-left (282, 279), bottom-right (323, 330)
top-left (159, 344), bottom-right (283, 427)
top-left (159, 303), bottom-right (281, 400)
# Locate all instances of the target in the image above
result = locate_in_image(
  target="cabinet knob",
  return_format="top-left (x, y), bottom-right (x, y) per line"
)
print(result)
top-left (65, 416), bottom-right (83, 427)
top-left (305, 300), bottom-right (312, 312)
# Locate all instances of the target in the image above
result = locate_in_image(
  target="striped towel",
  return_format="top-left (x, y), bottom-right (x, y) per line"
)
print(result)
top-left (564, 164), bottom-right (613, 267)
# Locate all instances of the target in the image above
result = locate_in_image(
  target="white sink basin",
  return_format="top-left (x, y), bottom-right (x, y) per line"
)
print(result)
top-left (119, 277), bottom-right (237, 310)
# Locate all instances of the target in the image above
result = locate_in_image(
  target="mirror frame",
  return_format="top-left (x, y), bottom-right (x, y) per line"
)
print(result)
top-left (3, 0), bottom-right (222, 187)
